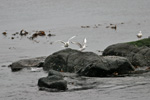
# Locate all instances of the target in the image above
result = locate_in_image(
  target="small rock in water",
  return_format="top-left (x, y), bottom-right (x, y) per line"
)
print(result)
top-left (30, 31), bottom-right (46, 39)
top-left (106, 26), bottom-right (109, 28)
top-left (37, 31), bottom-right (46, 36)
top-left (9, 56), bottom-right (46, 72)
top-left (47, 33), bottom-right (56, 37)
top-left (111, 25), bottom-right (117, 30)
top-left (2, 32), bottom-right (7, 36)
top-left (1, 65), bottom-right (7, 67)
top-left (38, 74), bottom-right (67, 91)
top-left (11, 37), bottom-right (14, 39)
top-left (20, 29), bottom-right (28, 36)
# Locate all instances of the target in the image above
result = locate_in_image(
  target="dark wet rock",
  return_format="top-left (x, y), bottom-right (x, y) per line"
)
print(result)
top-left (37, 31), bottom-right (46, 36)
top-left (47, 33), bottom-right (56, 37)
top-left (38, 76), bottom-right (67, 91)
top-left (1, 65), bottom-right (7, 67)
top-left (81, 26), bottom-right (90, 28)
top-left (106, 24), bottom-right (117, 30)
top-left (2, 32), bottom-right (7, 36)
top-left (111, 25), bottom-right (117, 30)
top-left (30, 31), bottom-right (46, 40)
top-left (43, 48), bottom-right (101, 72)
top-left (43, 48), bottom-right (134, 77)
top-left (44, 54), bottom-right (67, 72)
top-left (103, 38), bottom-right (150, 67)
top-left (20, 29), bottom-right (28, 36)
top-left (12, 32), bottom-right (19, 36)
top-left (9, 57), bottom-right (46, 72)
top-left (11, 37), bottom-right (14, 39)
top-left (48, 70), bottom-right (63, 77)
top-left (38, 70), bottom-right (67, 91)
top-left (123, 66), bottom-right (150, 77)
top-left (77, 56), bottom-right (134, 77)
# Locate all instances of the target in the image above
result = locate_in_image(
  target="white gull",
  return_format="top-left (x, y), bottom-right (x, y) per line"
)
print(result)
top-left (71, 38), bottom-right (87, 51)
top-left (56, 36), bottom-right (76, 48)
top-left (137, 31), bottom-right (142, 39)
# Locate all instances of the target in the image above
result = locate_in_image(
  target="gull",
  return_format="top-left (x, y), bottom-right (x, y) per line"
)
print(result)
top-left (137, 31), bottom-right (142, 39)
top-left (56, 35), bottom-right (76, 48)
top-left (71, 38), bottom-right (87, 51)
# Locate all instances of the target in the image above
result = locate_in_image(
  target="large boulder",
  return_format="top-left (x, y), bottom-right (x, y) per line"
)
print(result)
top-left (43, 48), bottom-right (135, 77)
top-left (103, 38), bottom-right (150, 67)
top-left (38, 70), bottom-right (67, 91)
top-left (43, 48), bottom-right (102, 72)
top-left (77, 56), bottom-right (134, 77)
top-left (8, 57), bottom-right (46, 72)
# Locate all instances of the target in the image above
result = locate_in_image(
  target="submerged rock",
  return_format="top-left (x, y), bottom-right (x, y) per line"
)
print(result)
top-left (8, 57), bottom-right (46, 72)
top-left (43, 48), bottom-right (134, 77)
top-left (38, 70), bottom-right (67, 91)
top-left (103, 38), bottom-right (150, 67)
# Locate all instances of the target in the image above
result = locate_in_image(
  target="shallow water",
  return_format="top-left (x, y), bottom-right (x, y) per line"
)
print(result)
top-left (0, 0), bottom-right (150, 100)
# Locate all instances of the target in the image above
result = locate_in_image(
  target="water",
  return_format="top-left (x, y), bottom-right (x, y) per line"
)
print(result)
top-left (0, 0), bottom-right (150, 100)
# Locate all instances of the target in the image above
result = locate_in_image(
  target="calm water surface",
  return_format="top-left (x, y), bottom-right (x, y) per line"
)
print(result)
top-left (0, 0), bottom-right (150, 100)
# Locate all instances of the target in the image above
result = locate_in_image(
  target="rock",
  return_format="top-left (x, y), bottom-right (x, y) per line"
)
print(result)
top-left (2, 32), bottom-right (7, 36)
top-left (1, 65), bottom-right (7, 67)
top-left (43, 48), bottom-right (135, 77)
top-left (43, 54), bottom-right (67, 72)
top-left (43, 48), bottom-right (103, 72)
top-left (77, 56), bottom-right (134, 77)
top-left (48, 70), bottom-right (63, 77)
top-left (38, 70), bottom-right (67, 91)
top-left (103, 38), bottom-right (150, 67)
top-left (9, 57), bottom-right (46, 72)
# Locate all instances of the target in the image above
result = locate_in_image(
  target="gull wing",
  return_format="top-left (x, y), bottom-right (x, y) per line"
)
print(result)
top-left (68, 35), bottom-right (76, 42)
top-left (55, 40), bottom-right (66, 45)
top-left (71, 41), bottom-right (82, 48)
top-left (83, 38), bottom-right (87, 44)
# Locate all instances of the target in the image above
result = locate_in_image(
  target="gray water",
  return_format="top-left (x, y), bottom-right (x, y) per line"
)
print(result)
top-left (0, 0), bottom-right (150, 100)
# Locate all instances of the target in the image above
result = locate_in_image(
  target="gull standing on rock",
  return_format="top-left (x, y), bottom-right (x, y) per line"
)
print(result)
top-left (56, 36), bottom-right (76, 48)
top-left (137, 31), bottom-right (142, 39)
top-left (71, 38), bottom-right (87, 51)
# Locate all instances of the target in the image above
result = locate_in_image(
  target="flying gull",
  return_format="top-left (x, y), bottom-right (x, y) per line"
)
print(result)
top-left (56, 35), bottom-right (76, 48)
top-left (71, 38), bottom-right (87, 51)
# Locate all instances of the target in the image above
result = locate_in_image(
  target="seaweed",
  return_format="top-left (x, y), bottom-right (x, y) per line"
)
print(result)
top-left (127, 38), bottom-right (150, 47)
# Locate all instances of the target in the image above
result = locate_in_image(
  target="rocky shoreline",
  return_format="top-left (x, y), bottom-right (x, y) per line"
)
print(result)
top-left (103, 38), bottom-right (150, 67)
top-left (8, 38), bottom-right (150, 92)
